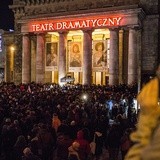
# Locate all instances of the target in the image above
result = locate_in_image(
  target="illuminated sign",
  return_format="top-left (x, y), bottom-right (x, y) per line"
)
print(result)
top-left (29, 16), bottom-right (122, 32)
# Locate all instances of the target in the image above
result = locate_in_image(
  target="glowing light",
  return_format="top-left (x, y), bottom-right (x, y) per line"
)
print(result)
top-left (29, 16), bottom-right (122, 32)
top-left (10, 46), bottom-right (15, 52)
top-left (82, 94), bottom-right (88, 100)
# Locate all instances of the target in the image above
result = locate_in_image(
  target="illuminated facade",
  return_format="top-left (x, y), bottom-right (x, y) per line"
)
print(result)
top-left (0, 30), bottom-right (5, 82)
top-left (3, 0), bottom-right (160, 86)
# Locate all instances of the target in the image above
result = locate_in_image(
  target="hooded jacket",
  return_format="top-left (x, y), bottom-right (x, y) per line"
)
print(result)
top-left (125, 77), bottom-right (160, 160)
top-left (75, 130), bottom-right (91, 160)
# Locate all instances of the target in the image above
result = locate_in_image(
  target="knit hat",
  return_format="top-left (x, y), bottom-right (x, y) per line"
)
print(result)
top-left (70, 120), bottom-right (76, 126)
top-left (72, 141), bottom-right (80, 151)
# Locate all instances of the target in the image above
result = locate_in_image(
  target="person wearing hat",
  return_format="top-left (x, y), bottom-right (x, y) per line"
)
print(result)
top-left (74, 130), bottom-right (91, 160)
top-left (125, 64), bottom-right (160, 160)
top-left (68, 141), bottom-right (80, 160)
top-left (22, 147), bottom-right (41, 160)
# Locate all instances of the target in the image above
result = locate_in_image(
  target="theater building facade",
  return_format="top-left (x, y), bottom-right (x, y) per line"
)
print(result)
top-left (2, 0), bottom-right (159, 86)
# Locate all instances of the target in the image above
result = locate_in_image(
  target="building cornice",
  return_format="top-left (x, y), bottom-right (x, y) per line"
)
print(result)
top-left (10, 0), bottom-right (141, 20)
top-left (17, 7), bottom-right (145, 24)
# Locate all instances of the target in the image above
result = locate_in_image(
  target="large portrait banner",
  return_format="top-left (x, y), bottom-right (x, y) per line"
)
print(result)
top-left (45, 42), bottom-right (58, 71)
top-left (92, 40), bottom-right (108, 72)
top-left (69, 42), bottom-right (82, 72)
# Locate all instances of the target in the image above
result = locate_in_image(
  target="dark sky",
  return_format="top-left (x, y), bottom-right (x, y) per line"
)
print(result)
top-left (0, 0), bottom-right (14, 31)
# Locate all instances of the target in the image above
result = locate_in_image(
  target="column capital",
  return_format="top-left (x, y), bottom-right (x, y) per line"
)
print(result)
top-left (109, 27), bottom-right (120, 32)
top-left (82, 29), bottom-right (93, 34)
top-left (36, 32), bottom-right (45, 36)
top-left (22, 32), bottom-right (29, 36)
top-left (58, 31), bottom-right (68, 35)
top-left (127, 25), bottom-right (142, 30)
top-left (30, 35), bottom-right (37, 42)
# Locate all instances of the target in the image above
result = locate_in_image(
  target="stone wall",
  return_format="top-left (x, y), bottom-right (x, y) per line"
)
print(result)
top-left (142, 15), bottom-right (159, 73)
top-left (140, 0), bottom-right (158, 14)
top-left (140, 0), bottom-right (159, 77)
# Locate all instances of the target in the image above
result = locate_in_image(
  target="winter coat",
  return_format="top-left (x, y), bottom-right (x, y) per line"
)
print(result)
top-left (125, 77), bottom-right (160, 160)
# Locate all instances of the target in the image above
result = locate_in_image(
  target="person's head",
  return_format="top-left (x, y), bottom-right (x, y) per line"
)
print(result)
top-left (77, 130), bottom-right (84, 139)
top-left (50, 43), bottom-right (57, 54)
top-left (5, 118), bottom-right (11, 124)
top-left (95, 42), bottom-right (105, 51)
top-left (72, 141), bottom-right (80, 151)
top-left (72, 44), bottom-right (80, 53)
top-left (23, 147), bottom-right (31, 156)
top-left (17, 135), bottom-right (26, 142)
top-left (70, 120), bottom-right (76, 126)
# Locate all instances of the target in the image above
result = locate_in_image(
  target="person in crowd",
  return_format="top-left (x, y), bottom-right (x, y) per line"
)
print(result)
top-left (74, 130), bottom-right (91, 160)
top-left (22, 147), bottom-right (41, 160)
top-left (56, 132), bottom-right (73, 160)
top-left (52, 113), bottom-right (61, 133)
top-left (0, 79), bottom-right (139, 160)
top-left (68, 141), bottom-right (80, 160)
top-left (94, 129), bottom-right (103, 159)
top-left (1, 118), bottom-right (20, 160)
top-left (120, 128), bottom-right (133, 160)
top-left (69, 121), bottom-right (79, 140)
top-left (57, 120), bottom-right (70, 135)
top-left (13, 135), bottom-right (28, 160)
top-left (29, 126), bottom-right (42, 158)
top-left (37, 124), bottom-right (55, 160)
top-left (105, 123), bottom-right (123, 160)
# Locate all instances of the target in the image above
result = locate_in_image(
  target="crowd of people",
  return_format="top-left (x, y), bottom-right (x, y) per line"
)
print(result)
top-left (0, 81), bottom-right (138, 160)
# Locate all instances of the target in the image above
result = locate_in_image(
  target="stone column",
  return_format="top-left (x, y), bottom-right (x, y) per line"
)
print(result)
top-left (58, 32), bottom-right (67, 84)
top-left (31, 36), bottom-right (36, 82)
top-left (36, 33), bottom-right (45, 83)
top-left (119, 30), bottom-right (124, 84)
top-left (83, 30), bottom-right (92, 85)
top-left (109, 28), bottom-right (119, 85)
top-left (128, 28), bottom-right (138, 85)
top-left (22, 33), bottom-right (31, 83)
top-left (137, 29), bottom-right (142, 92)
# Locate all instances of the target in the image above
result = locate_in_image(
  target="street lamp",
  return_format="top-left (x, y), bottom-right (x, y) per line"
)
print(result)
top-left (10, 46), bottom-right (15, 52)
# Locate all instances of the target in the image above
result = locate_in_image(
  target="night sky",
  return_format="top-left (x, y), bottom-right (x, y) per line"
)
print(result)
top-left (0, 0), bottom-right (14, 31)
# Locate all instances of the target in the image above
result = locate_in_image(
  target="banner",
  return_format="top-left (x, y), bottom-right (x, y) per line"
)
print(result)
top-left (45, 42), bottom-right (58, 71)
top-left (69, 42), bottom-right (82, 72)
top-left (92, 40), bottom-right (109, 72)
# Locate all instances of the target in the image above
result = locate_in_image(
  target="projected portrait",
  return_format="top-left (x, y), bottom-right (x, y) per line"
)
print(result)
top-left (69, 43), bottom-right (82, 67)
top-left (46, 42), bottom-right (58, 67)
top-left (93, 41), bottom-right (107, 68)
